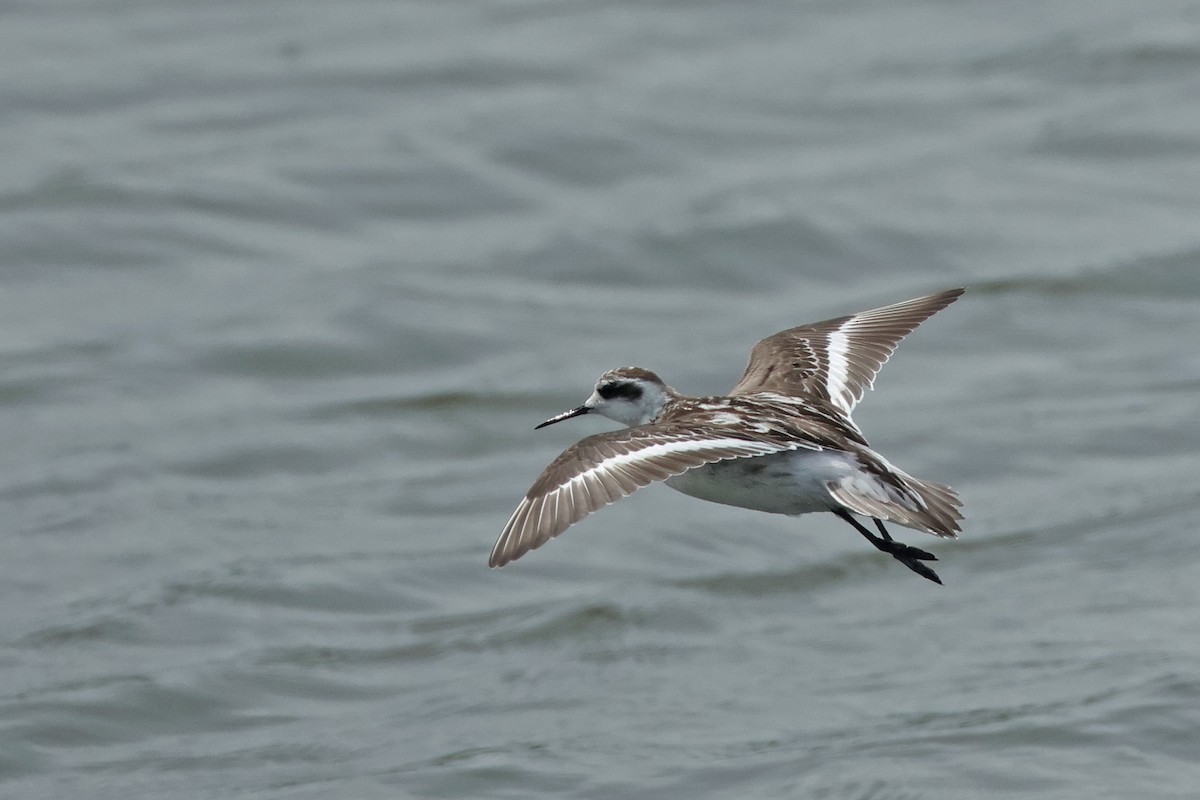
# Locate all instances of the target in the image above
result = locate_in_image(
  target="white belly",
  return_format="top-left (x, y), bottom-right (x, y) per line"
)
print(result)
top-left (664, 450), bottom-right (857, 515)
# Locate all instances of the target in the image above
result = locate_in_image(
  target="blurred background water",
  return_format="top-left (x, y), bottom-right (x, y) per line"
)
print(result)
top-left (3, 0), bottom-right (1200, 797)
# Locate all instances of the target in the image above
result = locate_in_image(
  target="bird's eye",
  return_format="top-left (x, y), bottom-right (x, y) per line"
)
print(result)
top-left (598, 382), bottom-right (642, 401)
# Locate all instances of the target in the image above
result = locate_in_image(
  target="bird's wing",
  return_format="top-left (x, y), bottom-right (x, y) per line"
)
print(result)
top-left (490, 425), bottom-right (799, 567)
top-left (729, 288), bottom-right (964, 415)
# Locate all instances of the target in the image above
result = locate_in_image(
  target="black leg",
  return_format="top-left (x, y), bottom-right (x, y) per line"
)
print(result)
top-left (834, 509), bottom-right (943, 585)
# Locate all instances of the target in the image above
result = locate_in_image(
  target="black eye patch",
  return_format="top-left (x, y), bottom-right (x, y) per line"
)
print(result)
top-left (598, 382), bottom-right (643, 401)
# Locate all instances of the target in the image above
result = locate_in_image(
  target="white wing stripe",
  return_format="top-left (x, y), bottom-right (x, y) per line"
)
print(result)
top-left (492, 435), bottom-right (797, 565)
top-left (571, 437), bottom-right (780, 491)
top-left (824, 321), bottom-right (854, 413)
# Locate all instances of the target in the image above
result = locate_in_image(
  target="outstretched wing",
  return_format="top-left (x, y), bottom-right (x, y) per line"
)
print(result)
top-left (490, 425), bottom-right (798, 567)
top-left (729, 288), bottom-right (964, 415)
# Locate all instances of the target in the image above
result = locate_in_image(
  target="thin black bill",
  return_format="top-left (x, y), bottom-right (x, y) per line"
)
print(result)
top-left (535, 405), bottom-right (590, 429)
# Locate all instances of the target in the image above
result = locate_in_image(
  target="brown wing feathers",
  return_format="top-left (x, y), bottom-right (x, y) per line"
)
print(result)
top-left (489, 428), bottom-right (795, 566)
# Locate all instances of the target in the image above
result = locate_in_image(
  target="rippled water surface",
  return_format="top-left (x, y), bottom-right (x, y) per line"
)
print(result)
top-left (4, 1), bottom-right (1200, 798)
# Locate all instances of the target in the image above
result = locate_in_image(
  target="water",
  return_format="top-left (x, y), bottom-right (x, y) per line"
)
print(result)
top-left (3, 0), bottom-right (1200, 797)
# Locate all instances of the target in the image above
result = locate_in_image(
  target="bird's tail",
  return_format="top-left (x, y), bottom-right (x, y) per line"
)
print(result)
top-left (827, 470), bottom-right (962, 538)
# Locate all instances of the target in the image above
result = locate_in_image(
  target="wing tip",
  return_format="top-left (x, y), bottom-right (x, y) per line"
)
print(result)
top-left (938, 286), bottom-right (966, 306)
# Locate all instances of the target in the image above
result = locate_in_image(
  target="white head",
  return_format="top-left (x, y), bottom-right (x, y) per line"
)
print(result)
top-left (536, 367), bottom-right (678, 430)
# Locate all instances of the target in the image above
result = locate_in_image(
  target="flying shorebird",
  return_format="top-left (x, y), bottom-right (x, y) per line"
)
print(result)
top-left (490, 288), bottom-right (965, 583)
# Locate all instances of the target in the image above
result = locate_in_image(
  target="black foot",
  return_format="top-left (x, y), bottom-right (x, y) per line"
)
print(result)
top-left (834, 510), bottom-right (944, 585)
top-left (876, 540), bottom-right (943, 585)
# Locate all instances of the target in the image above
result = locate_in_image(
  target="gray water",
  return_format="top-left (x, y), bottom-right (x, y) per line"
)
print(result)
top-left (3, 1), bottom-right (1200, 797)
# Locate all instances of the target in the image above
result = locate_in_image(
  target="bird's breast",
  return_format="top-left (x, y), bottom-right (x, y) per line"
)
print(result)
top-left (664, 449), bottom-right (857, 515)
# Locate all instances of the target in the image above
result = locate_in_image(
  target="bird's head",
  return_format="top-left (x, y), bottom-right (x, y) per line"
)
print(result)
top-left (536, 367), bottom-right (677, 429)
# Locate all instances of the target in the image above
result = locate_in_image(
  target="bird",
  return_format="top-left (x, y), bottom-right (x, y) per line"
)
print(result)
top-left (490, 288), bottom-right (965, 584)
